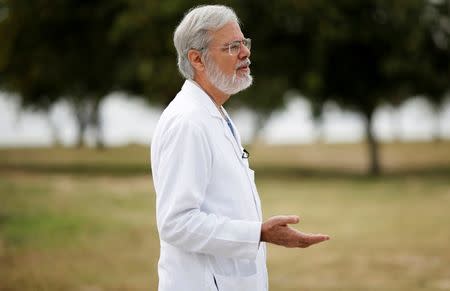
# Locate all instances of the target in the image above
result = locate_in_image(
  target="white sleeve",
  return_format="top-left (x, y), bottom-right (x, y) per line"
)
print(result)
top-left (152, 117), bottom-right (261, 260)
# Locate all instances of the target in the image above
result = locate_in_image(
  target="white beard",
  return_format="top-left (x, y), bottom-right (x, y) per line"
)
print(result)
top-left (204, 54), bottom-right (253, 95)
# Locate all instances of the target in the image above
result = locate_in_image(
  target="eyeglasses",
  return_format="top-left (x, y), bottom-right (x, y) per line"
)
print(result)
top-left (222, 38), bottom-right (251, 56)
top-left (197, 38), bottom-right (252, 56)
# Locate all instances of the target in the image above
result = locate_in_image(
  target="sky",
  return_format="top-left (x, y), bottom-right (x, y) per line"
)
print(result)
top-left (1, 92), bottom-right (449, 147)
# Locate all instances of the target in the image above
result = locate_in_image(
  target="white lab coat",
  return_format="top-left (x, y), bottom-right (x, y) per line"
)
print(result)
top-left (151, 80), bottom-right (268, 291)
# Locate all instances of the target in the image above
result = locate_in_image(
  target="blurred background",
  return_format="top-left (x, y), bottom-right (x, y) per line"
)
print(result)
top-left (1, 0), bottom-right (449, 290)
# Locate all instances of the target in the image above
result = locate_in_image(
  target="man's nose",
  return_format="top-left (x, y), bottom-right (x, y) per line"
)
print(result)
top-left (239, 42), bottom-right (251, 59)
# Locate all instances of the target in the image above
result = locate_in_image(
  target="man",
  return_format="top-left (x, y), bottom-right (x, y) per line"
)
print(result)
top-left (151, 5), bottom-right (330, 291)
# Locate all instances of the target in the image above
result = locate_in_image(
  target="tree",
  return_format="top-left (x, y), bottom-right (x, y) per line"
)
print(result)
top-left (108, 0), bottom-right (194, 107)
top-left (1, 0), bottom-right (446, 168)
top-left (225, 0), bottom-right (320, 144)
top-left (301, 0), bottom-right (428, 175)
top-left (0, 0), bottom-right (131, 147)
top-left (414, 0), bottom-right (450, 141)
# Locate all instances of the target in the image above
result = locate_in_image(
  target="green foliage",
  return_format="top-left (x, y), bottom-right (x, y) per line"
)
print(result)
top-left (413, 0), bottom-right (450, 105)
top-left (0, 0), bottom-right (129, 146)
top-left (1, 0), bottom-right (447, 117)
top-left (1, 1), bottom-right (448, 106)
top-left (0, 0), bottom-right (448, 156)
top-left (0, 0), bottom-right (125, 108)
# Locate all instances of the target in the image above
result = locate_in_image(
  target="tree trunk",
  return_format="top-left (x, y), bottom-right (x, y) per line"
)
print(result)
top-left (250, 113), bottom-right (268, 146)
top-left (314, 115), bottom-right (326, 144)
top-left (46, 113), bottom-right (61, 147)
top-left (364, 109), bottom-right (381, 176)
top-left (74, 112), bottom-right (88, 148)
top-left (432, 104), bottom-right (442, 143)
top-left (91, 98), bottom-right (105, 150)
top-left (73, 100), bottom-right (90, 148)
top-left (72, 97), bottom-right (105, 149)
top-left (389, 105), bottom-right (402, 143)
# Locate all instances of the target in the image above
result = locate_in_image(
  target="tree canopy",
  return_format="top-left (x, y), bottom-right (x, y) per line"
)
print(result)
top-left (0, 0), bottom-right (448, 174)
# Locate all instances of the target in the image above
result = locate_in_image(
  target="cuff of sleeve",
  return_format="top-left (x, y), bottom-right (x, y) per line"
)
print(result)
top-left (245, 221), bottom-right (263, 260)
top-left (225, 220), bottom-right (262, 260)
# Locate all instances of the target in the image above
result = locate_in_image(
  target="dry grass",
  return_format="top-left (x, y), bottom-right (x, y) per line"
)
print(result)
top-left (0, 143), bottom-right (449, 290)
top-left (250, 141), bottom-right (450, 173)
top-left (0, 173), bottom-right (158, 291)
top-left (260, 176), bottom-right (450, 291)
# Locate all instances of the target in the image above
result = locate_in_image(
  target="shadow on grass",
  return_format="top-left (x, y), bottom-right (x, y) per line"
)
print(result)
top-left (1, 162), bottom-right (450, 179)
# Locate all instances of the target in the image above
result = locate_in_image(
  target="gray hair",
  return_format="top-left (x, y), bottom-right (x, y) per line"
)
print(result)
top-left (173, 5), bottom-right (240, 79)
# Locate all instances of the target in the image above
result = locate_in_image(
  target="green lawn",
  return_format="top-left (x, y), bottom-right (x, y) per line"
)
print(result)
top-left (1, 143), bottom-right (449, 290)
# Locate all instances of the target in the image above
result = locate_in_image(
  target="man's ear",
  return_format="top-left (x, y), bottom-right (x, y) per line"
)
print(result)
top-left (188, 49), bottom-right (205, 72)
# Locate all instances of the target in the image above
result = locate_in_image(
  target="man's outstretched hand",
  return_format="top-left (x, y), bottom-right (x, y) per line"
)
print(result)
top-left (261, 215), bottom-right (330, 248)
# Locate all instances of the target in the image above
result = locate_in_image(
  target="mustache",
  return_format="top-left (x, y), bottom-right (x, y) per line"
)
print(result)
top-left (236, 59), bottom-right (251, 69)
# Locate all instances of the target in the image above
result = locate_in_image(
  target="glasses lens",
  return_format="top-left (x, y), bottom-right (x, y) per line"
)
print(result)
top-left (227, 38), bottom-right (251, 55)
top-left (243, 38), bottom-right (251, 50)
top-left (229, 42), bottom-right (241, 55)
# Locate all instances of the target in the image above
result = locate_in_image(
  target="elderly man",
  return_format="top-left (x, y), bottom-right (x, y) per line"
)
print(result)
top-left (151, 5), bottom-right (329, 291)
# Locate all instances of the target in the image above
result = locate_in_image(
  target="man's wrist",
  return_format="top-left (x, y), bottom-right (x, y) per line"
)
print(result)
top-left (260, 222), bottom-right (266, 242)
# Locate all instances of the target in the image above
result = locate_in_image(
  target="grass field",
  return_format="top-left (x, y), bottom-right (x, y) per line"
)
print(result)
top-left (1, 142), bottom-right (450, 290)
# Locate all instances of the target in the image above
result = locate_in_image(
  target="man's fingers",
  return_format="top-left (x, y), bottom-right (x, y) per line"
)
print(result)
top-left (300, 233), bottom-right (330, 245)
top-left (309, 234), bottom-right (330, 243)
top-left (263, 216), bottom-right (330, 248)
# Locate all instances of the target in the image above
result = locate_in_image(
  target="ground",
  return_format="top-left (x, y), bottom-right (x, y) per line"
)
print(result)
top-left (1, 142), bottom-right (449, 290)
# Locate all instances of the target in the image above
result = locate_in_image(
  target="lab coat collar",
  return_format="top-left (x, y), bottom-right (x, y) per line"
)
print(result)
top-left (182, 80), bottom-right (245, 162)
top-left (182, 80), bottom-right (222, 119)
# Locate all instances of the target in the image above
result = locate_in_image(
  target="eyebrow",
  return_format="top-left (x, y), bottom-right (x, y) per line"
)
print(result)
top-left (223, 38), bottom-right (245, 46)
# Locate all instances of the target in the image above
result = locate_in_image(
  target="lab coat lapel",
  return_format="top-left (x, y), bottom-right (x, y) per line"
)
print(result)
top-left (221, 109), bottom-right (245, 162)
top-left (221, 108), bottom-right (262, 220)
top-left (182, 80), bottom-right (243, 162)
top-left (182, 80), bottom-right (262, 220)
top-left (222, 108), bottom-right (244, 146)
top-left (220, 118), bottom-right (244, 162)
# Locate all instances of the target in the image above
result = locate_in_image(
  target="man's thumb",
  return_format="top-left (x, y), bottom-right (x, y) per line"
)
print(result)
top-left (275, 215), bottom-right (300, 226)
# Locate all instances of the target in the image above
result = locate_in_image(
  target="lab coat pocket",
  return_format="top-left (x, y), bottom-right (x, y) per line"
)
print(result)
top-left (208, 257), bottom-right (258, 291)
top-left (213, 271), bottom-right (259, 291)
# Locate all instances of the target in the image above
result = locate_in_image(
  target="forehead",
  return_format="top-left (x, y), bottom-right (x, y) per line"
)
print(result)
top-left (210, 21), bottom-right (244, 44)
